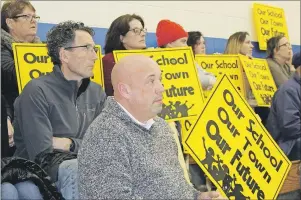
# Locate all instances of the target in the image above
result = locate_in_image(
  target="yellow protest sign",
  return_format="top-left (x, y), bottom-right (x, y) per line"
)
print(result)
top-left (113, 47), bottom-right (205, 121)
top-left (253, 3), bottom-right (289, 50)
top-left (184, 75), bottom-right (291, 200)
top-left (12, 43), bottom-right (104, 93)
top-left (195, 55), bottom-right (245, 98)
top-left (180, 118), bottom-right (197, 154)
top-left (239, 55), bottom-right (277, 107)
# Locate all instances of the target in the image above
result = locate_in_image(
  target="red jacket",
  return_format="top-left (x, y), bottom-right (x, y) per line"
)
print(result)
top-left (102, 53), bottom-right (115, 96)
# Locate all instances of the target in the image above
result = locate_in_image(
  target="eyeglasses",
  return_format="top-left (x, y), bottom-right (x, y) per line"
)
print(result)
top-left (12, 14), bottom-right (40, 22)
top-left (64, 45), bottom-right (98, 53)
top-left (129, 28), bottom-right (147, 35)
top-left (279, 42), bottom-right (291, 48)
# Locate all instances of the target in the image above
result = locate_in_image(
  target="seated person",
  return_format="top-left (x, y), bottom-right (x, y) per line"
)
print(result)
top-left (1, 0), bottom-right (41, 156)
top-left (103, 14), bottom-right (147, 96)
top-left (13, 21), bottom-right (106, 199)
top-left (156, 19), bottom-right (216, 90)
top-left (266, 35), bottom-right (294, 88)
top-left (78, 55), bottom-right (223, 200)
top-left (266, 52), bottom-right (301, 160)
top-left (1, 156), bottom-right (63, 200)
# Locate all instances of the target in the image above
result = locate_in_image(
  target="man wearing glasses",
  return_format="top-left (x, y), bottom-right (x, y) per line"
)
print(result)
top-left (266, 35), bottom-right (294, 88)
top-left (13, 21), bottom-right (107, 199)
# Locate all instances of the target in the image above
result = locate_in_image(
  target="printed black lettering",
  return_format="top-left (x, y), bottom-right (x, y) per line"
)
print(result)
top-left (246, 119), bottom-right (284, 172)
top-left (206, 120), bottom-right (231, 154)
top-left (243, 136), bottom-right (252, 150)
top-left (200, 61), bottom-right (213, 69)
top-left (257, 8), bottom-right (266, 15)
top-left (223, 89), bottom-right (245, 120)
top-left (29, 69), bottom-right (51, 79)
top-left (216, 60), bottom-right (238, 69)
top-left (24, 53), bottom-right (36, 64)
top-left (253, 82), bottom-right (262, 90)
top-left (217, 107), bottom-right (240, 138)
top-left (24, 53), bottom-right (50, 64)
top-left (184, 120), bottom-right (192, 131)
top-left (261, 27), bottom-right (270, 36)
top-left (229, 74), bottom-right (238, 80)
top-left (156, 53), bottom-right (188, 66)
top-left (231, 149), bottom-right (265, 200)
top-left (260, 18), bottom-right (269, 24)
top-left (164, 72), bottom-right (189, 80)
top-left (29, 69), bottom-right (42, 79)
top-left (165, 85), bottom-right (194, 97)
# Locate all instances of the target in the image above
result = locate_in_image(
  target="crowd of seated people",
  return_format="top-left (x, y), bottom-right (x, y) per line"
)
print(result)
top-left (1, 0), bottom-right (300, 199)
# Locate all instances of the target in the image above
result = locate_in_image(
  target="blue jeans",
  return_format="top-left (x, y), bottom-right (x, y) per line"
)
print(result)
top-left (56, 159), bottom-right (79, 199)
top-left (1, 181), bottom-right (43, 200)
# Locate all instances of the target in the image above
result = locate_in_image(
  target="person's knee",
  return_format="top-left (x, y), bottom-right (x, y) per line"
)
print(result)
top-left (59, 159), bottom-right (78, 177)
top-left (1, 182), bottom-right (19, 200)
top-left (15, 181), bottom-right (43, 200)
top-left (57, 159), bottom-right (79, 199)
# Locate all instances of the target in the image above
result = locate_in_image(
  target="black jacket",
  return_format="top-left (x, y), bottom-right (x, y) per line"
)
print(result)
top-left (1, 95), bottom-right (9, 157)
top-left (13, 65), bottom-right (107, 160)
top-left (266, 72), bottom-right (301, 156)
top-left (1, 28), bottom-right (41, 119)
top-left (35, 149), bottom-right (77, 182)
top-left (1, 157), bottom-right (64, 200)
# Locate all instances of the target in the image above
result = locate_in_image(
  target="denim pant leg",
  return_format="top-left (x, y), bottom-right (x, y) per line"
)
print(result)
top-left (189, 164), bottom-right (206, 189)
top-left (15, 180), bottom-right (43, 200)
top-left (56, 159), bottom-right (79, 200)
top-left (1, 182), bottom-right (19, 200)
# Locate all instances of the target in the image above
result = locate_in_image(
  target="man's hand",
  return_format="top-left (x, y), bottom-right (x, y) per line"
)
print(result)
top-left (7, 118), bottom-right (14, 147)
top-left (53, 137), bottom-right (72, 151)
top-left (198, 191), bottom-right (225, 200)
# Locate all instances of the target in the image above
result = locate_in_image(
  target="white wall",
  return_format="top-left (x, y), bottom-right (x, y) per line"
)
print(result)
top-left (6, 1), bottom-right (301, 45)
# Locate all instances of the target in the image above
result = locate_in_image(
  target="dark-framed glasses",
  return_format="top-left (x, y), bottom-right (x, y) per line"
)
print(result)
top-left (129, 28), bottom-right (147, 35)
top-left (64, 44), bottom-right (98, 53)
top-left (12, 14), bottom-right (40, 22)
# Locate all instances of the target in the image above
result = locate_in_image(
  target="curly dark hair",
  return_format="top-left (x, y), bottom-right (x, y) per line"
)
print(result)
top-left (104, 14), bottom-right (144, 54)
top-left (46, 21), bottom-right (94, 65)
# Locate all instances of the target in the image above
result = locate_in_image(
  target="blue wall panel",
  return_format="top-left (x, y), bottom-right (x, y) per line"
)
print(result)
top-left (37, 22), bottom-right (300, 58)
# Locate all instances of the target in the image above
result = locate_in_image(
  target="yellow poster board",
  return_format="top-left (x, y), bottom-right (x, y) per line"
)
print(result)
top-left (113, 47), bottom-right (205, 122)
top-left (253, 3), bottom-right (289, 50)
top-left (180, 118), bottom-right (197, 154)
top-left (12, 43), bottom-right (104, 93)
top-left (184, 75), bottom-right (291, 200)
top-left (195, 55), bottom-right (245, 98)
top-left (239, 55), bottom-right (277, 107)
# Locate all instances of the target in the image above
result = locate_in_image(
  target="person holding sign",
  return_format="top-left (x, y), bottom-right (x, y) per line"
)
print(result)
top-left (266, 35), bottom-right (294, 88)
top-left (13, 21), bottom-right (107, 199)
top-left (78, 55), bottom-right (223, 200)
top-left (224, 31), bottom-right (271, 126)
top-left (1, 0), bottom-right (41, 154)
top-left (267, 52), bottom-right (301, 160)
top-left (224, 32), bottom-right (254, 58)
top-left (156, 19), bottom-right (216, 90)
top-left (103, 14), bottom-right (147, 96)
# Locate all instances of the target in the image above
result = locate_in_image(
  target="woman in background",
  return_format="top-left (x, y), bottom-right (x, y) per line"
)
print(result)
top-left (224, 31), bottom-right (254, 57)
top-left (224, 31), bottom-right (273, 127)
top-left (102, 14), bottom-right (147, 96)
top-left (266, 35), bottom-right (294, 88)
top-left (187, 31), bottom-right (206, 55)
top-left (1, 0), bottom-right (41, 151)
